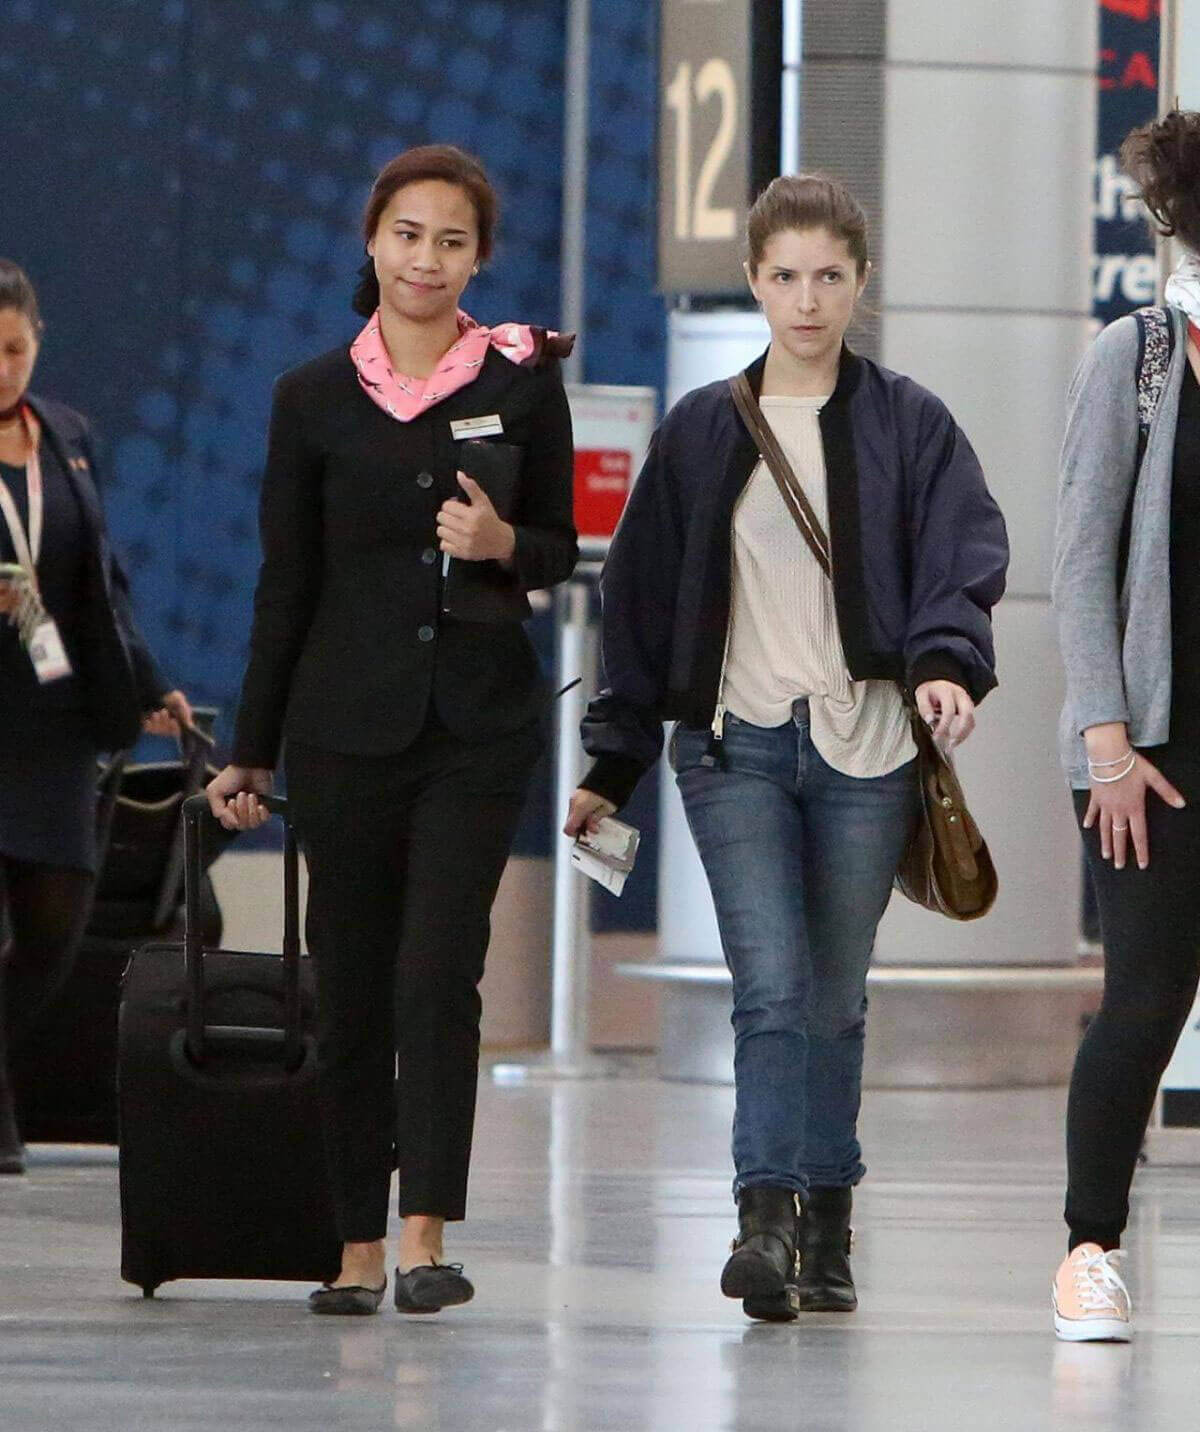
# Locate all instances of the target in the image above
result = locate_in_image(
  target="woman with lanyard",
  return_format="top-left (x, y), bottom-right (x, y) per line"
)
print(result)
top-left (566, 174), bottom-right (1008, 1321)
top-left (1052, 110), bottom-right (1200, 1343)
top-left (0, 259), bottom-right (192, 1175)
top-left (207, 145), bottom-right (577, 1316)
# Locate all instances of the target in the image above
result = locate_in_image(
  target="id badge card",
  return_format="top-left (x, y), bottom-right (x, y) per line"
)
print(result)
top-left (28, 617), bottom-right (73, 684)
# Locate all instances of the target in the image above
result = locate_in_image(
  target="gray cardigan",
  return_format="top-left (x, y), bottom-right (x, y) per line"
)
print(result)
top-left (1053, 305), bottom-right (1186, 787)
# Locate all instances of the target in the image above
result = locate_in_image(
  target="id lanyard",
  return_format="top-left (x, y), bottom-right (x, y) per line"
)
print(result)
top-left (0, 405), bottom-right (71, 683)
top-left (0, 404), bottom-right (43, 579)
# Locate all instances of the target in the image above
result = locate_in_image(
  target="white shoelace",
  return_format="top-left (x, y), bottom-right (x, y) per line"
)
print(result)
top-left (1072, 1248), bottom-right (1130, 1315)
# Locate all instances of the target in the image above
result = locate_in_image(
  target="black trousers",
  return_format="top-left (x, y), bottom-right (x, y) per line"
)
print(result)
top-left (0, 857), bottom-right (94, 1101)
top-left (285, 714), bottom-right (543, 1242)
top-left (1067, 750), bottom-right (1200, 1249)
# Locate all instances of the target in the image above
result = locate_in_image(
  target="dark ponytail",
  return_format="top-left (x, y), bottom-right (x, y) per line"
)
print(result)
top-left (352, 258), bottom-right (379, 318)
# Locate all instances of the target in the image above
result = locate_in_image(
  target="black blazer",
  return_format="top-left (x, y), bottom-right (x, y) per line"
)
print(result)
top-left (231, 343), bottom-right (577, 768)
top-left (21, 394), bottom-right (169, 751)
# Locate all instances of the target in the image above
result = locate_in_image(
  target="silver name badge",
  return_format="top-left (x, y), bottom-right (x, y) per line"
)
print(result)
top-left (450, 414), bottom-right (504, 440)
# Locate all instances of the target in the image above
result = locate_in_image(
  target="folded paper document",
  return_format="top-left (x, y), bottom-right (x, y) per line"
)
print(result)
top-left (570, 816), bottom-right (641, 897)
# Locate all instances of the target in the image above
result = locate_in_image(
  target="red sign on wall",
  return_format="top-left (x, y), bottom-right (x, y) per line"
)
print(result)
top-left (574, 448), bottom-right (633, 539)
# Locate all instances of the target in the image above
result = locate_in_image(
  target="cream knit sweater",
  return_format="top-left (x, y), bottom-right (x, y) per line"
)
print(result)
top-left (722, 395), bottom-right (915, 778)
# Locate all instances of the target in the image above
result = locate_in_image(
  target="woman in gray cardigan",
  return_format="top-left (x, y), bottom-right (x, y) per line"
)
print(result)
top-left (1052, 110), bottom-right (1200, 1343)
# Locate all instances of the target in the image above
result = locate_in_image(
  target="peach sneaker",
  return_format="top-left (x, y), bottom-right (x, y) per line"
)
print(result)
top-left (1052, 1243), bottom-right (1132, 1342)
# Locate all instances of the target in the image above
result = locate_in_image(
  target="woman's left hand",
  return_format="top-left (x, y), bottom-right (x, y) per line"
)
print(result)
top-left (914, 680), bottom-right (975, 746)
top-left (143, 689), bottom-right (194, 737)
top-left (437, 473), bottom-right (516, 563)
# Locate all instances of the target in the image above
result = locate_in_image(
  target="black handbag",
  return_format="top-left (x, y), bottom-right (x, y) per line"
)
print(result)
top-left (93, 720), bottom-right (233, 935)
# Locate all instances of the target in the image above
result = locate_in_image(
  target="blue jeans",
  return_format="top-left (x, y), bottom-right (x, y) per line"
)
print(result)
top-left (672, 703), bottom-right (919, 1198)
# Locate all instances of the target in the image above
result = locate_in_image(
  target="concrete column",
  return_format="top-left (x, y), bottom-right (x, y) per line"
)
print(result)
top-left (873, 0), bottom-right (1097, 965)
top-left (658, 309), bottom-right (767, 969)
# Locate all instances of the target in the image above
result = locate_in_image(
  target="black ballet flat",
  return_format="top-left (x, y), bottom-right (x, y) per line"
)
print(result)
top-left (0, 1096), bottom-right (24, 1174)
top-left (393, 1263), bottom-right (475, 1314)
top-left (0, 1149), bottom-right (25, 1176)
top-left (0, 1127), bottom-right (25, 1176)
top-left (308, 1279), bottom-right (387, 1315)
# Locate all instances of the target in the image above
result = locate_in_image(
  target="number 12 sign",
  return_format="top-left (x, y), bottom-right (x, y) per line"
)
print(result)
top-left (657, 0), bottom-right (782, 294)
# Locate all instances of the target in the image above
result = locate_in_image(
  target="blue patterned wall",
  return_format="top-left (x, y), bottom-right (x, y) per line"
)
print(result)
top-left (584, 1), bottom-right (667, 390)
top-left (0, 0), bottom-right (666, 896)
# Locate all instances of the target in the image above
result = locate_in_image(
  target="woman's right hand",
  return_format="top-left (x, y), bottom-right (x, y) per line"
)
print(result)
top-left (563, 788), bottom-right (617, 838)
top-left (206, 764), bottom-right (274, 832)
top-left (1082, 747), bottom-right (1186, 870)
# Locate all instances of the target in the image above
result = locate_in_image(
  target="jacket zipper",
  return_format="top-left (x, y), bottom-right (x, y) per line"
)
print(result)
top-left (711, 605), bottom-right (733, 742)
top-left (710, 504), bottom-right (741, 745)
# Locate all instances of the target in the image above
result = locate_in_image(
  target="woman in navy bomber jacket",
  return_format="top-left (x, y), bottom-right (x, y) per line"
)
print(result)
top-left (565, 175), bottom-right (1009, 1321)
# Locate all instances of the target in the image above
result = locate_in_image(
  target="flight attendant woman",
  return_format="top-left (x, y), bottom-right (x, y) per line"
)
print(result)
top-left (207, 146), bottom-right (577, 1315)
top-left (0, 259), bottom-right (192, 1174)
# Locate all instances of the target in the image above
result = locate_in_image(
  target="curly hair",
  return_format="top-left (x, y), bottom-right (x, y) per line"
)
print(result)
top-left (1120, 110), bottom-right (1200, 254)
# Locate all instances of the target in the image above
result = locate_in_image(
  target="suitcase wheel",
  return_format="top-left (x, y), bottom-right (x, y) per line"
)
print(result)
top-left (142, 1286), bottom-right (157, 1299)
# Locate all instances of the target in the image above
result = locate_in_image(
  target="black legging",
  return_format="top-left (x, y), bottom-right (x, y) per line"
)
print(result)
top-left (0, 856), bottom-right (95, 1081)
top-left (1067, 749), bottom-right (1200, 1250)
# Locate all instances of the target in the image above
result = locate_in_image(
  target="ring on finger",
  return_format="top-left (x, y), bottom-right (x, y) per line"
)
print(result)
top-left (1113, 823), bottom-right (1129, 832)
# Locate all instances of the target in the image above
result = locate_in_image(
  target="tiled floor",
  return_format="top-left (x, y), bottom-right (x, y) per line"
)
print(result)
top-left (2, 1071), bottom-right (1196, 1431)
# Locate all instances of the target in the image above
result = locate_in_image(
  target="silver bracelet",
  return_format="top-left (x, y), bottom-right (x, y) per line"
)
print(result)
top-left (1090, 752), bottom-right (1137, 783)
top-left (1087, 748), bottom-right (1134, 769)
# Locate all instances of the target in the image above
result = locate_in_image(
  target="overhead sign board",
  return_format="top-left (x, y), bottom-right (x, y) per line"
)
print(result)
top-left (657, 0), bottom-right (782, 294)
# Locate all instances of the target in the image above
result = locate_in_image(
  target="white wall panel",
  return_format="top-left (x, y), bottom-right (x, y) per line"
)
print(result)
top-left (881, 309), bottom-right (1094, 598)
top-left (875, 598), bottom-right (1079, 966)
top-left (881, 68), bottom-right (1094, 313)
top-left (887, 0), bottom-right (1096, 71)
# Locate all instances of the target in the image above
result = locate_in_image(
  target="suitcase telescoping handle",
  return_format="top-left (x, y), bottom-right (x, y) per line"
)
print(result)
top-left (150, 722), bottom-right (218, 933)
top-left (181, 793), bottom-right (302, 1070)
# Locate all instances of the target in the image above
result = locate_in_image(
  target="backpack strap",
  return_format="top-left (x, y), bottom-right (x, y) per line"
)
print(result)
top-left (1134, 305), bottom-right (1175, 469)
top-left (1119, 306), bottom-right (1176, 588)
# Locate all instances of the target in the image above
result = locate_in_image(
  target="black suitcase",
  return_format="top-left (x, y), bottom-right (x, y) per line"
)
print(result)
top-left (118, 794), bottom-right (340, 1296)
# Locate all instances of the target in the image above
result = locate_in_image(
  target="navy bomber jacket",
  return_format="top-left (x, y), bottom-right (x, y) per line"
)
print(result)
top-left (580, 346), bottom-right (1010, 809)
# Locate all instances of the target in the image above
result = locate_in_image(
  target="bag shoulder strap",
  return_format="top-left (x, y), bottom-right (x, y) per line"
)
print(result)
top-left (728, 372), bottom-right (832, 580)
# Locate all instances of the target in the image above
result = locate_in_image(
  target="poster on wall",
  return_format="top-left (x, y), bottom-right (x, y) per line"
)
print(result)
top-left (1094, 0), bottom-right (1161, 328)
top-left (565, 385), bottom-right (656, 558)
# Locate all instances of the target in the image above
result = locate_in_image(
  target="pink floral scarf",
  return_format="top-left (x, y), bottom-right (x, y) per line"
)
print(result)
top-left (350, 309), bottom-right (567, 423)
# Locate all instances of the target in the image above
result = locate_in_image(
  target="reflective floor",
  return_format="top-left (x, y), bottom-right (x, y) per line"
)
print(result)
top-left (2, 1069), bottom-right (1198, 1431)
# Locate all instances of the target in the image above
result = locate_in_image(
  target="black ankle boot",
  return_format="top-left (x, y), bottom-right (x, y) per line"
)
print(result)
top-left (795, 1186), bottom-right (856, 1311)
top-left (720, 1185), bottom-right (800, 1320)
